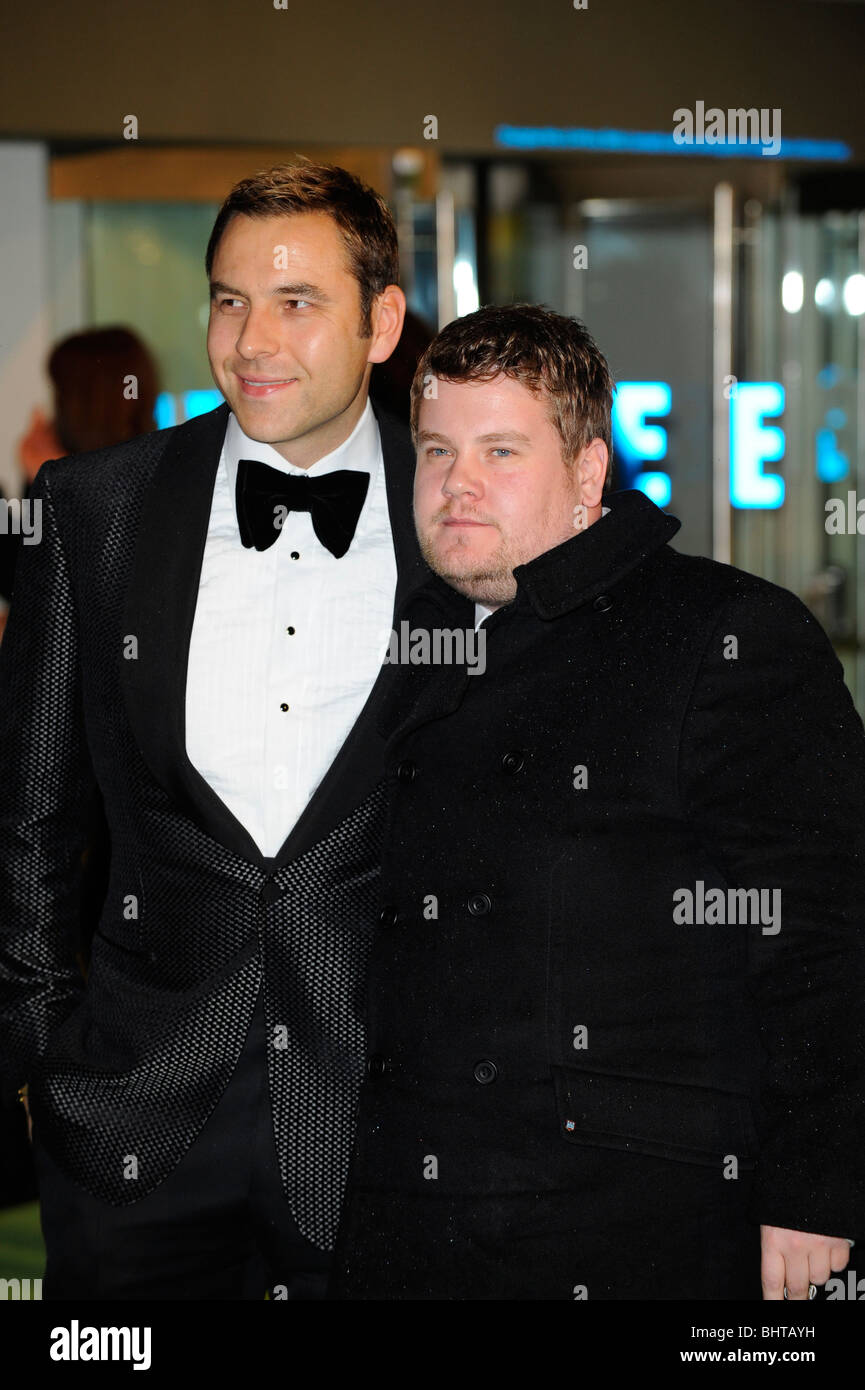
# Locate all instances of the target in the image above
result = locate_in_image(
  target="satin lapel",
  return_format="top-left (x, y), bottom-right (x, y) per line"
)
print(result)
top-left (121, 402), bottom-right (269, 866)
top-left (270, 401), bottom-right (428, 870)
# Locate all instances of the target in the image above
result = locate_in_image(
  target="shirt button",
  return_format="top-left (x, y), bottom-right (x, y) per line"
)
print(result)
top-left (501, 750), bottom-right (525, 774)
top-left (290, 551), bottom-right (300, 560)
top-left (396, 760), bottom-right (417, 783)
top-left (593, 594), bottom-right (613, 612)
top-left (366, 1054), bottom-right (388, 1079)
top-left (473, 1060), bottom-right (498, 1085)
top-left (287, 626), bottom-right (296, 635)
top-left (280, 703), bottom-right (290, 712)
top-left (467, 892), bottom-right (492, 916)
top-left (378, 905), bottom-right (399, 928)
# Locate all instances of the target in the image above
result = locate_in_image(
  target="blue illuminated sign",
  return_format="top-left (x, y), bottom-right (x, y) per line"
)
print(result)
top-left (612, 380), bottom-right (790, 510)
top-left (636, 472), bottom-right (672, 507)
top-left (155, 390), bottom-right (223, 429)
top-left (494, 125), bottom-right (851, 162)
top-left (729, 383), bottom-right (785, 508)
top-left (816, 405), bottom-right (849, 484)
top-left (611, 382), bottom-right (672, 503)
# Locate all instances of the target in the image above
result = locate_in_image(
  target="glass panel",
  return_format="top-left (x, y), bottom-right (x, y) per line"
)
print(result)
top-left (738, 202), bottom-right (864, 708)
top-left (86, 202), bottom-right (219, 394)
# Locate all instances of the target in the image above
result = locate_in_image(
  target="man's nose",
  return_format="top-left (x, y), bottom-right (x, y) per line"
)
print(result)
top-left (235, 306), bottom-right (281, 360)
top-left (442, 456), bottom-right (482, 499)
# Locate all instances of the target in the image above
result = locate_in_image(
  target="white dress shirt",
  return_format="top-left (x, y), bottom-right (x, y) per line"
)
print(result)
top-left (185, 398), bottom-right (396, 857)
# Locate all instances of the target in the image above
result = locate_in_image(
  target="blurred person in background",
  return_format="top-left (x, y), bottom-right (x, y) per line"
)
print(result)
top-left (0, 327), bottom-right (159, 637)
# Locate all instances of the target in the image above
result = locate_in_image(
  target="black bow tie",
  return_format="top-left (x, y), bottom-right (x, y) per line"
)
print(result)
top-left (235, 458), bottom-right (370, 558)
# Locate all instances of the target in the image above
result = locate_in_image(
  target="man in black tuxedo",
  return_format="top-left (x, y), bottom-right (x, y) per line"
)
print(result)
top-left (330, 303), bottom-right (865, 1301)
top-left (0, 162), bottom-right (428, 1299)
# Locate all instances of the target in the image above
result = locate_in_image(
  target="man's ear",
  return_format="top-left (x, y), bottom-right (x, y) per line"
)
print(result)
top-left (576, 438), bottom-right (608, 509)
top-left (367, 285), bottom-right (406, 364)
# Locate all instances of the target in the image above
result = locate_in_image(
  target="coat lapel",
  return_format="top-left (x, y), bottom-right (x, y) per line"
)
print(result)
top-left (121, 398), bottom-right (429, 871)
top-left (374, 577), bottom-right (476, 751)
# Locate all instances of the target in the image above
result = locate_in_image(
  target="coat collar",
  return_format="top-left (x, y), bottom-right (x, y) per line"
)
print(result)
top-left (513, 488), bottom-right (681, 619)
top-left (398, 488), bottom-right (681, 624)
top-left (377, 490), bottom-right (681, 752)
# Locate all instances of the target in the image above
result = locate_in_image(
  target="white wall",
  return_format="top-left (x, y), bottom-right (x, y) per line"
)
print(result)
top-left (0, 143), bottom-right (52, 497)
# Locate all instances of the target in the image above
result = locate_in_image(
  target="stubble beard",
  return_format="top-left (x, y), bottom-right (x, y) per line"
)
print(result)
top-left (417, 525), bottom-right (520, 606)
top-left (417, 498), bottom-right (584, 606)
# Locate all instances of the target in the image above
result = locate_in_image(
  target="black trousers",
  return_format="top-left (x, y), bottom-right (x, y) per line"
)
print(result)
top-left (33, 989), bottom-right (333, 1300)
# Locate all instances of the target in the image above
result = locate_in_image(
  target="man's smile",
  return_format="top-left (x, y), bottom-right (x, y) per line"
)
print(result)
top-left (235, 373), bottom-right (299, 398)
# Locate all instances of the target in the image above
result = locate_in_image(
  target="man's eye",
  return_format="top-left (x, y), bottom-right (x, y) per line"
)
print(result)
top-left (427, 447), bottom-right (450, 457)
top-left (217, 298), bottom-right (244, 309)
top-left (286, 299), bottom-right (312, 309)
top-left (491, 448), bottom-right (513, 457)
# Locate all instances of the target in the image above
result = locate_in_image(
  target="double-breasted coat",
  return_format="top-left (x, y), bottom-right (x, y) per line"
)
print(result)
top-left (330, 488), bottom-right (865, 1300)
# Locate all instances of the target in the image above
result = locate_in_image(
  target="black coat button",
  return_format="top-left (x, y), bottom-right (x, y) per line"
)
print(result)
top-left (396, 760), bottom-right (417, 782)
top-left (593, 594), bottom-right (613, 612)
top-left (473, 1060), bottom-right (498, 1084)
top-left (366, 1054), bottom-right (388, 1079)
top-left (467, 892), bottom-right (492, 916)
top-left (501, 750), bottom-right (525, 774)
top-left (379, 905), bottom-right (399, 928)
top-left (259, 880), bottom-right (281, 905)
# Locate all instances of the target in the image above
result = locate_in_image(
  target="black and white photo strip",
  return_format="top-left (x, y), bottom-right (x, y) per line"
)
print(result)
top-left (0, 0), bottom-right (864, 1370)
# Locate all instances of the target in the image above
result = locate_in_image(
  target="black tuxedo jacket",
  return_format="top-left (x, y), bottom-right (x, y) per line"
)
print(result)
top-left (330, 489), bottom-right (865, 1298)
top-left (0, 399), bottom-right (426, 1246)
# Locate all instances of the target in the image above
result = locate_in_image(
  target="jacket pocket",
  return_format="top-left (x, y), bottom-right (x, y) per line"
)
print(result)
top-left (552, 1065), bottom-right (758, 1171)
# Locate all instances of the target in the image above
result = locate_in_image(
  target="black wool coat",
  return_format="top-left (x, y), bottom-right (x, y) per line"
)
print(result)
top-left (330, 488), bottom-right (865, 1300)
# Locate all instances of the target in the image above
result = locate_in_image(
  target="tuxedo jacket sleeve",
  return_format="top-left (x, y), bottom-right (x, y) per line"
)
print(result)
top-left (679, 582), bottom-right (865, 1237)
top-left (0, 461), bottom-right (95, 1100)
top-left (0, 486), bottom-right (22, 604)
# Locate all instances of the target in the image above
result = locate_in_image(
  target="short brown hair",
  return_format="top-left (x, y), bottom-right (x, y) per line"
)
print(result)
top-left (410, 303), bottom-right (615, 487)
top-left (205, 161), bottom-right (399, 336)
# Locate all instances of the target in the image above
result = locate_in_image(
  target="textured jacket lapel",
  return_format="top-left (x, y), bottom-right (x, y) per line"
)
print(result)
top-left (121, 402), bottom-right (268, 865)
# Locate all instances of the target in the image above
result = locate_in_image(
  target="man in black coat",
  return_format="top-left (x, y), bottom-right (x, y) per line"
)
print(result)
top-left (330, 303), bottom-right (865, 1301)
top-left (0, 162), bottom-right (428, 1298)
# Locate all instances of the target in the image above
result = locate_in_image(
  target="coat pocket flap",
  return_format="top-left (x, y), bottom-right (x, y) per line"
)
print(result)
top-left (553, 1066), bottom-right (758, 1169)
